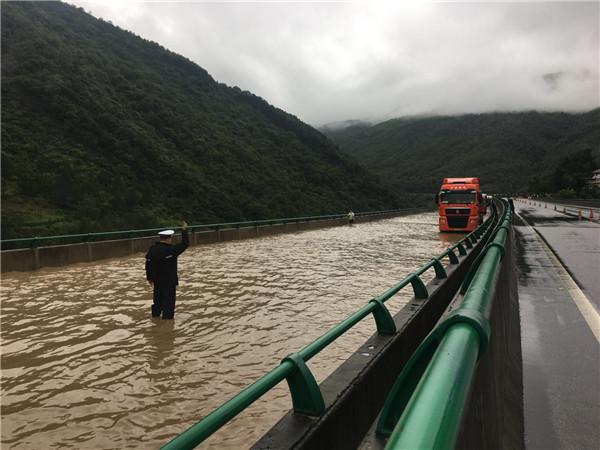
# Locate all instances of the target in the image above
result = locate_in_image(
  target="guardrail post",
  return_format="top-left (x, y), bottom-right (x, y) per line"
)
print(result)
top-left (429, 258), bottom-right (447, 279)
top-left (281, 353), bottom-right (325, 416)
top-left (446, 249), bottom-right (459, 265)
top-left (369, 298), bottom-right (397, 334)
top-left (464, 237), bottom-right (473, 249)
top-left (409, 274), bottom-right (428, 299)
top-left (85, 234), bottom-right (93, 262)
top-left (32, 237), bottom-right (40, 270)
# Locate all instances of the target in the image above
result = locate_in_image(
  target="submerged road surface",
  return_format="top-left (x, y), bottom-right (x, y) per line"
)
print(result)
top-left (1, 212), bottom-right (459, 449)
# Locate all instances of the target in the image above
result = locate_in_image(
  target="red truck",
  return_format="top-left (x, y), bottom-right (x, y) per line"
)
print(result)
top-left (479, 193), bottom-right (489, 216)
top-left (436, 177), bottom-right (483, 232)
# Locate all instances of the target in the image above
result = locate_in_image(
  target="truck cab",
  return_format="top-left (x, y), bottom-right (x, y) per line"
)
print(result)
top-left (437, 177), bottom-right (482, 232)
top-left (478, 193), bottom-right (488, 216)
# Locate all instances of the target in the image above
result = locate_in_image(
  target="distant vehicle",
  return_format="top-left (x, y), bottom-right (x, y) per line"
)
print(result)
top-left (436, 177), bottom-right (482, 232)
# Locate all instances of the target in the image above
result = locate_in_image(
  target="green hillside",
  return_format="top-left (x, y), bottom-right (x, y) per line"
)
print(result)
top-left (1, 2), bottom-right (401, 239)
top-left (323, 110), bottom-right (600, 194)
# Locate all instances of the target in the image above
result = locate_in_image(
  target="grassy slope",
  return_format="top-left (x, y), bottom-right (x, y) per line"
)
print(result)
top-left (1, 2), bottom-right (400, 238)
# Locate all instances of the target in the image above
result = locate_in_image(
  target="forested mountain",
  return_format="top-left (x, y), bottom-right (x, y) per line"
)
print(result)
top-left (323, 110), bottom-right (600, 194)
top-left (1, 2), bottom-right (400, 239)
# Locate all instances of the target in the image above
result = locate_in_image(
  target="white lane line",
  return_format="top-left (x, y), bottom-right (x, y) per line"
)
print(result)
top-left (516, 211), bottom-right (600, 343)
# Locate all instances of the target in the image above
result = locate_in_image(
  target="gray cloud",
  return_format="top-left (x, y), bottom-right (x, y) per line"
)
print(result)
top-left (542, 72), bottom-right (564, 92)
top-left (70, 1), bottom-right (598, 126)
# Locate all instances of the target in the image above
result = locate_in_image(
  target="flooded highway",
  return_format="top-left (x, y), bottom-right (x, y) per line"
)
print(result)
top-left (1, 212), bottom-right (460, 449)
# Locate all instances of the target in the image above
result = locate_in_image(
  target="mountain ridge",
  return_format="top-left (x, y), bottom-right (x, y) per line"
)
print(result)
top-left (323, 109), bottom-right (600, 194)
top-left (1, 1), bottom-right (401, 238)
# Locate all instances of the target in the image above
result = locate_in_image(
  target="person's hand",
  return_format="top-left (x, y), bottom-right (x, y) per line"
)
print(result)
top-left (182, 220), bottom-right (188, 230)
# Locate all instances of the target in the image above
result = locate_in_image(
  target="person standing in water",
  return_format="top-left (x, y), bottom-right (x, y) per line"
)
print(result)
top-left (347, 210), bottom-right (355, 225)
top-left (145, 221), bottom-right (189, 319)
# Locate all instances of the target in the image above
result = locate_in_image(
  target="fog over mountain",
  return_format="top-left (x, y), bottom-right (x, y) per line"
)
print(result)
top-left (72, 1), bottom-right (598, 125)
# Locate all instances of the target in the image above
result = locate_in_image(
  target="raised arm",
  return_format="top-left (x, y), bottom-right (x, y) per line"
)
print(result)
top-left (170, 220), bottom-right (189, 256)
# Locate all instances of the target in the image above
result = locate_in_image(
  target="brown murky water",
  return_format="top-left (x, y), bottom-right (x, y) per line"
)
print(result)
top-left (1, 213), bottom-right (460, 449)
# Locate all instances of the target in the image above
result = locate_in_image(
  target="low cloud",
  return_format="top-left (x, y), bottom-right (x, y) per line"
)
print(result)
top-left (71, 1), bottom-right (599, 126)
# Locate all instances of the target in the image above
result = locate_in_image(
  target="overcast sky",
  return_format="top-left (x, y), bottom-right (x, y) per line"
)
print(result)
top-left (71, 1), bottom-right (599, 126)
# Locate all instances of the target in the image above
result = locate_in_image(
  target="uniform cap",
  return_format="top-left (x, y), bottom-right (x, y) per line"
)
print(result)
top-left (158, 229), bottom-right (175, 236)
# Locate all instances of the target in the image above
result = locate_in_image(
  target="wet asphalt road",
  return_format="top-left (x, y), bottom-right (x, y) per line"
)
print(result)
top-left (517, 200), bottom-right (600, 309)
top-left (514, 200), bottom-right (600, 450)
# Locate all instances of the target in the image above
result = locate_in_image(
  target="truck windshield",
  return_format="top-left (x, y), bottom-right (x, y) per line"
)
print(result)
top-left (440, 190), bottom-right (476, 204)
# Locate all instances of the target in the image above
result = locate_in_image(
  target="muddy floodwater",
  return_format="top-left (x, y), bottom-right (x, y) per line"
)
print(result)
top-left (1, 212), bottom-right (460, 449)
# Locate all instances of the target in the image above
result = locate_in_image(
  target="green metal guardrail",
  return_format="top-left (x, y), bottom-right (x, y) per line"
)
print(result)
top-left (160, 207), bottom-right (499, 450)
top-left (1, 208), bottom-right (423, 250)
top-left (376, 198), bottom-right (511, 450)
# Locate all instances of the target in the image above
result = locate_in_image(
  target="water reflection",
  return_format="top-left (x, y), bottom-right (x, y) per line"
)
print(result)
top-left (146, 319), bottom-right (175, 367)
top-left (437, 232), bottom-right (465, 245)
top-left (2, 212), bottom-right (451, 449)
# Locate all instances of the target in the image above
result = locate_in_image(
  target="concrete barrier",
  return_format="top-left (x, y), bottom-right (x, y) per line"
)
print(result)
top-left (1, 210), bottom-right (428, 273)
top-left (454, 229), bottom-right (524, 450)
top-left (88, 239), bottom-right (133, 262)
top-left (238, 227), bottom-right (258, 239)
top-left (269, 223), bottom-right (286, 235)
top-left (195, 230), bottom-right (219, 245)
top-left (37, 243), bottom-right (88, 268)
top-left (218, 228), bottom-right (239, 241)
top-left (253, 220), bottom-right (496, 450)
top-left (297, 221), bottom-right (313, 231)
top-left (1, 248), bottom-right (36, 271)
top-left (132, 236), bottom-right (156, 253)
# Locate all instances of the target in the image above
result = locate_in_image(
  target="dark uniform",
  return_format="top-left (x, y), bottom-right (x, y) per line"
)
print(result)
top-left (145, 229), bottom-right (189, 319)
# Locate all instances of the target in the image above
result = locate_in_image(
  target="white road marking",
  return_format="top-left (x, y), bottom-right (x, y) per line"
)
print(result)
top-left (517, 211), bottom-right (600, 343)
